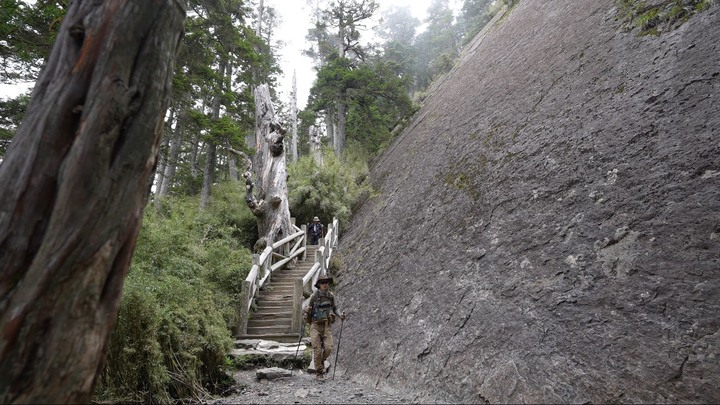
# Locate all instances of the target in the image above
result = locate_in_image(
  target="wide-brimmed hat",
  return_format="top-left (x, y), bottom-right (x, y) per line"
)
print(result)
top-left (314, 275), bottom-right (333, 288)
top-left (313, 216), bottom-right (320, 222)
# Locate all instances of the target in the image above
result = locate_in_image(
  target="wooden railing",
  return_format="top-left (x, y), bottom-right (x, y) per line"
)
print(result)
top-left (292, 217), bottom-right (339, 333)
top-left (235, 217), bottom-right (339, 336)
top-left (236, 220), bottom-right (307, 335)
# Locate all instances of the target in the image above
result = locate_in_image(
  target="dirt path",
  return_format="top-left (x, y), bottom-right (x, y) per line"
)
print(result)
top-left (208, 369), bottom-right (440, 404)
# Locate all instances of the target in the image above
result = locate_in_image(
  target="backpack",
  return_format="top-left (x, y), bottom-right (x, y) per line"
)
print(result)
top-left (307, 291), bottom-right (335, 323)
top-left (309, 222), bottom-right (323, 236)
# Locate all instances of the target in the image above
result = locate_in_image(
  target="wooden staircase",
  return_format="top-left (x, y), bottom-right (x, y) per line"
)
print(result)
top-left (236, 245), bottom-right (319, 343)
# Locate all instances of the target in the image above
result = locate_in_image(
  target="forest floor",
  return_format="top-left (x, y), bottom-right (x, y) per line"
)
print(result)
top-left (206, 368), bottom-right (433, 404)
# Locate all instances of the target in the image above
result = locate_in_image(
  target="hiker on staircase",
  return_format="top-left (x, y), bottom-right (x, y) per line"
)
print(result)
top-left (303, 275), bottom-right (345, 381)
top-left (308, 216), bottom-right (324, 245)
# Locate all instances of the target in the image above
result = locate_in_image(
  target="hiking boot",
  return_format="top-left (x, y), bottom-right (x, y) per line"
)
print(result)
top-left (315, 372), bottom-right (325, 382)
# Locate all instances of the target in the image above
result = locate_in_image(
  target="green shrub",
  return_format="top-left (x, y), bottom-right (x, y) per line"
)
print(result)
top-left (94, 183), bottom-right (254, 403)
top-left (227, 352), bottom-right (308, 371)
top-left (287, 148), bottom-right (371, 233)
top-left (615, 0), bottom-right (714, 35)
top-left (97, 280), bottom-right (169, 403)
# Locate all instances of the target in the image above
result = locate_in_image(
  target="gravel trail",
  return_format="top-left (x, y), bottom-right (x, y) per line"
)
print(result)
top-left (209, 369), bottom-right (420, 404)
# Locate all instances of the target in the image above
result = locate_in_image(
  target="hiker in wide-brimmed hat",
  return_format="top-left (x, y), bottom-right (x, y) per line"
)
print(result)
top-left (314, 275), bottom-right (333, 288)
top-left (303, 275), bottom-right (346, 381)
top-left (308, 216), bottom-right (324, 245)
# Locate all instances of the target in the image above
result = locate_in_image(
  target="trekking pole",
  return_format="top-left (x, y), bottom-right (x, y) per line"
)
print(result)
top-left (293, 318), bottom-right (305, 374)
top-left (332, 317), bottom-right (344, 380)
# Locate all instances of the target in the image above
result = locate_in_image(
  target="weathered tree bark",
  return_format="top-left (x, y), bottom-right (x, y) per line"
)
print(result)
top-left (335, 96), bottom-right (347, 156)
top-left (245, 0), bottom-right (264, 155)
top-left (291, 71), bottom-right (298, 163)
top-left (200, 139), bottom-right (217, 208)
top-left (190, 133), bottom-right (201, 179)
top-left (254, 0), bottom-right (265, 38)
top-left (244, 84), bottom-right (293, 245)
top-left (0, 0), bottom-right (185, 403)
top-left (324, 109), bottom-right (335, 152)
top-left (309, 124), bottom-right (323, 167)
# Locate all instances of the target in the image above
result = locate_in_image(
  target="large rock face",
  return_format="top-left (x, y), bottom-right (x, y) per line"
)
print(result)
top-left (335, 0), bottom-right (720, 403)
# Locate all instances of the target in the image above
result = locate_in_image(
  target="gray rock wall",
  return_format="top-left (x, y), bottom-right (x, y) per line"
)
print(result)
top-left (335, 0), bottom-right (720, 403)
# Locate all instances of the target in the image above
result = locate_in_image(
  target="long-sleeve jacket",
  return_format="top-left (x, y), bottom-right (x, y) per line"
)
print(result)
top-left (305, 290), bottom-right (340, 323)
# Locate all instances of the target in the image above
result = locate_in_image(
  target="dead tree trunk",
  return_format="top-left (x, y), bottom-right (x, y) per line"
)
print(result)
top-left (309, 124), bottom-right (323, 167)
top-left (244, 84), bottom-right (293, 245)
top-left (158, 110), bottom-right (185, 198)
top-left (0, 0), bottom-right (184, 403)
top-left (324, 109), bottom-right (335, 151)
top-left (155, 107), bottom-right (174, 195)
top-left (291, 71), bottom-right (298, 163)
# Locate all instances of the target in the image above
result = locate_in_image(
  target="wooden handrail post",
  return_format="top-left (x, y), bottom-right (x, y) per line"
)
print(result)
top-left (290, 218), bottom-right (296, 260)
top-left (263, 253), bottom-right (270, 284)
top-left (318, 240), bottom-right (327, 275)
top-left (292, 278), bottom-right (303, 333)
top-left (255, 253), bottom-right (263, 286)
top-left (333, 217), bottom-right (338, 248)
top-left (326, 225), bottom-right (331, 250)
top-left (314, 249), bottom-right (323, 279)
top-left (300, 224), bottom-right (307, 261)
top-left (237, 279), bottom-right (251, 335)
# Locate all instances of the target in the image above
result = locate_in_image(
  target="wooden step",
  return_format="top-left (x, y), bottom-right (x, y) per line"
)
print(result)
top-left (252, 309), bottom-right (293, 319)
top-left (248, 318), bottom-right (293, 328)
top-left (254, 305), bottom-right (293, 312)
top-left (254, 304), bottom-right (293, 311)
top-left (260, 282), bottom-right (295, 292)
top-left (247, 324), bottom-right (294, 335)
top-left (257, 295), bottom-right (293, 302)
top-left (255, 305), bottom-right (292, 311)
top-left (255, 299), bottom-right (291, 307)
top-left (257, 290), bottom-right (293, 296)
top-left (268, 278), bottom-right (305, 285)
top-left (256, 293), bottom-right (293, 301)
top-left (256, 295), bottom-right (293, 302)
top-left (271, 272), bottom-right (308, 278)
top-left (256, 300), bottom-right (293, 306)
top-left (263, 280), bottom-right (302, 286)
top-left (269, 278), bottom-right (306, 284)
top-left (270, 271), bottom-right (307, 283)
top-left (274, 269), bottom-right (311, 274)
top-left (269, 279), bottom-right (301, 285)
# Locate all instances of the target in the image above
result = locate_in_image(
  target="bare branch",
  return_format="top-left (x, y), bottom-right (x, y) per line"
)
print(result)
top-left (221, 145), bottom-right (253, 172)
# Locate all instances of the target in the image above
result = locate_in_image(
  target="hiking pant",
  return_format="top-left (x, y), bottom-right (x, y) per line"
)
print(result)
top-left (310, 320), bottom-right (333, 373)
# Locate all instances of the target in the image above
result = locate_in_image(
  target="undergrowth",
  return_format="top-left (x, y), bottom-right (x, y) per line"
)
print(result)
top-left (616, 0), bottom-right (714, 36)
top-left (93, 182), bottom-right (255, 404)
top-left (287, 147), bottom-right (371, 233)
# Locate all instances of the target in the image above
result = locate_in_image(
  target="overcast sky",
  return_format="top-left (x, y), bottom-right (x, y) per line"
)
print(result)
top-left (1, 0), bottom-right (459, 107)
top-left (269, 0), bottom-right (456, 110)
